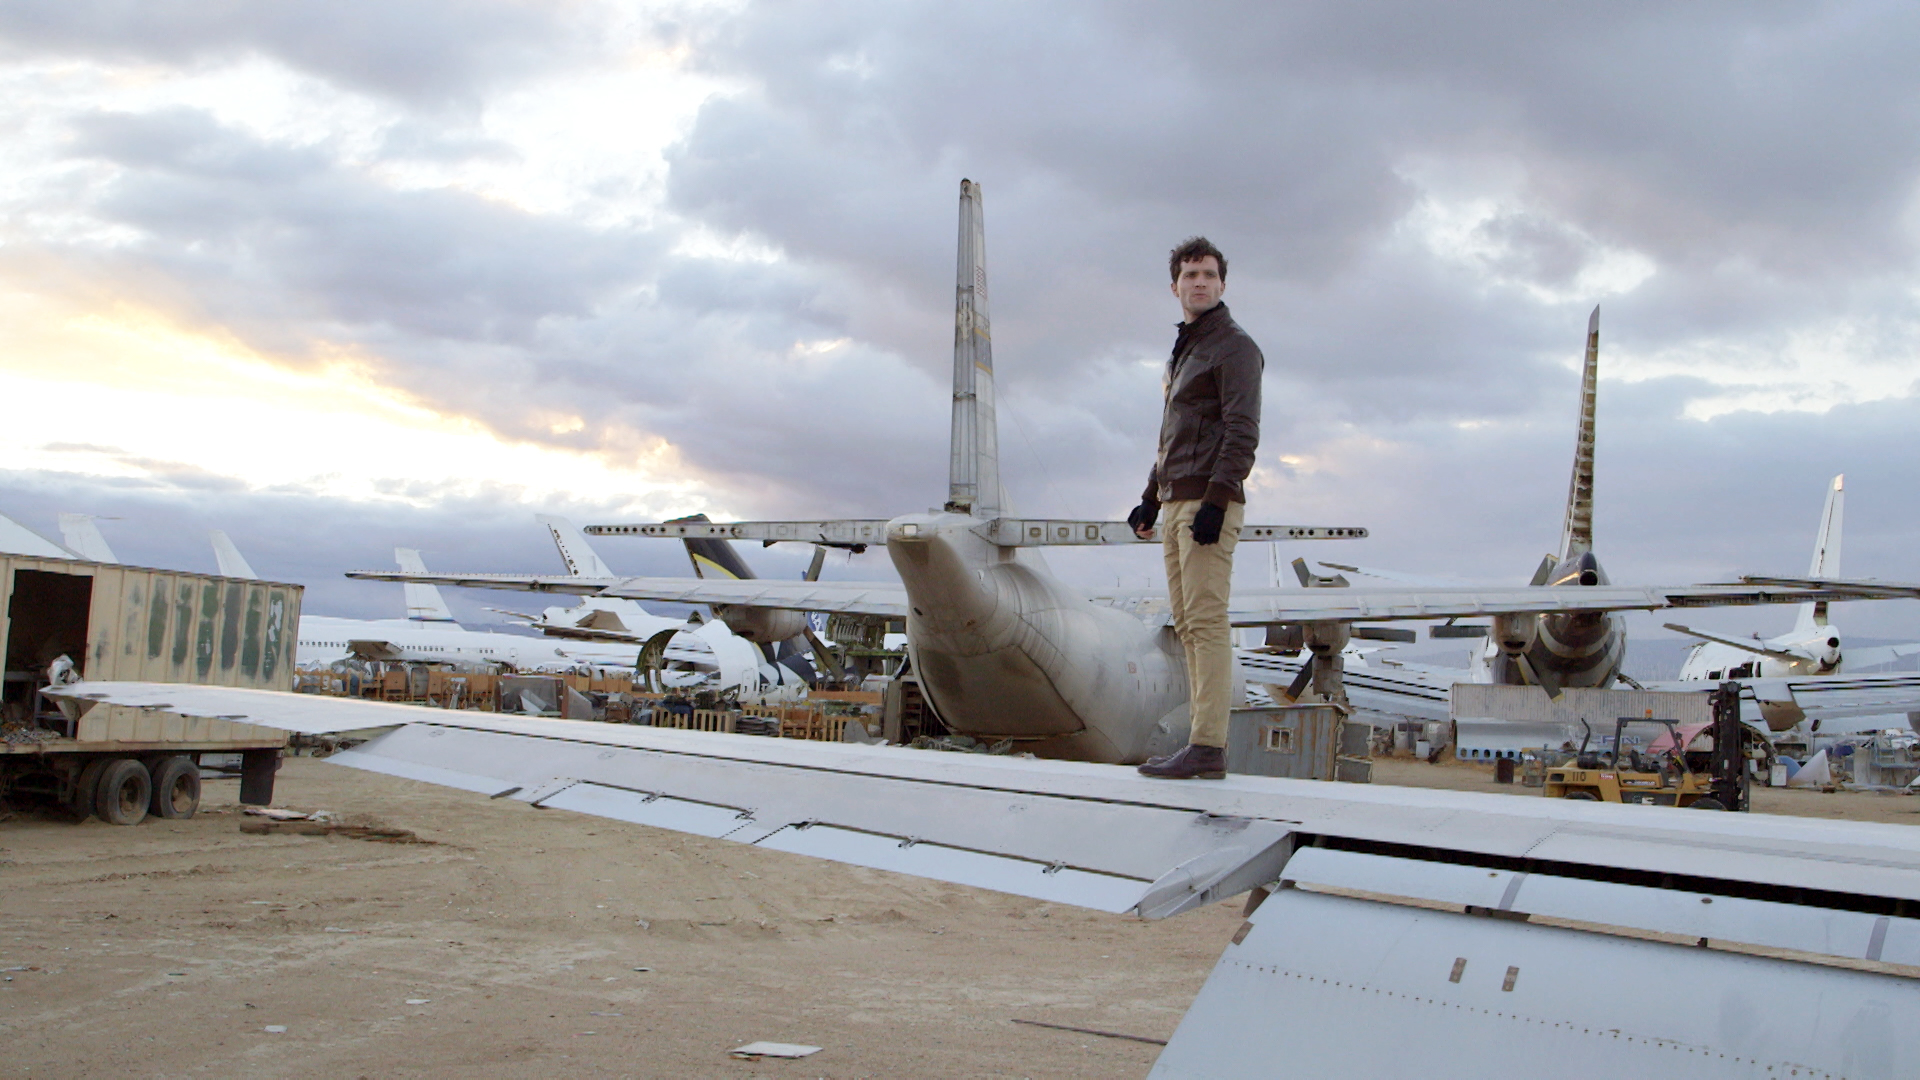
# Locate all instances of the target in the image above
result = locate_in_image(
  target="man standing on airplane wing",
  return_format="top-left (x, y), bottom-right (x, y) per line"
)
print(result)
top-left (1130, 237), bottom-right (1263, 780)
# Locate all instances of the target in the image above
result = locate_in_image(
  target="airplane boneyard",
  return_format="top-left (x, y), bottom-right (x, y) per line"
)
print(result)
top-left (351, 180), bottom-right (1861, 764)
top-left (63, 179), bottom-right (1903, 1074)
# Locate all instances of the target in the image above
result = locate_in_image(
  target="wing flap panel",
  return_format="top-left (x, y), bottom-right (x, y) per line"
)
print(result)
top-left (757, 825), bottom-right (1147, 913)
top-left (1154, 888), bottom-right (1920, 1078)
top-left (539, 783), bottom-right (759, 840)
top-left (1283, 847), bottom-right (1920, 966)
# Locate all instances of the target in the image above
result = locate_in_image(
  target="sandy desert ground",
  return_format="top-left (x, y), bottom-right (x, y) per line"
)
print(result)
top-left (3, 751), bottom-right (1915, 1079)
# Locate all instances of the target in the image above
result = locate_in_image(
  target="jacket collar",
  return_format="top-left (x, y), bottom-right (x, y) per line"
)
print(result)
top-left (1176, 300), bottom-right (1231, 336)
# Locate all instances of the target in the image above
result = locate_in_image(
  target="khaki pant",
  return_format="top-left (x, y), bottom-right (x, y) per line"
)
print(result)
top-left (1161, 499), bottom-right (1244, 748)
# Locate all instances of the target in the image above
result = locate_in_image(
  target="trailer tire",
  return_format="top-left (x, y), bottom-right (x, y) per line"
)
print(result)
top-left (1562, 791), bottom-right (1599, 801)
top-left (68, 758), bottom-right (109, 820)
top-left (95, 758), bottom-right (151, 826)
top-left (149, 756), bottom-right (200, 819)
top-left (1690, 796), bottom-right (1727, 811)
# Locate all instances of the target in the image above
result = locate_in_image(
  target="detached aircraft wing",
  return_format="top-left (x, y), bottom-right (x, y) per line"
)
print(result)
top-left (347, 571), bottom-right (909, 620)
top-left (45, 680), bottom-right (1920, 1075)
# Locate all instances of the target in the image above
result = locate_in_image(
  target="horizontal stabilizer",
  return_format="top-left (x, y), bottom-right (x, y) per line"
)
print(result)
top-left (1740, 574), bottom-right (1920, 598)
top-left (590, 519), bottom-right (893, 549)
top-left (589, 517), bottom-right (1367, 549)
top-left (0, 512), bottom-right (72, 558)
top-left (1843, 641), bottom-right (1920, 669)
top-left (1662, 622), bottom-right (1804, 663)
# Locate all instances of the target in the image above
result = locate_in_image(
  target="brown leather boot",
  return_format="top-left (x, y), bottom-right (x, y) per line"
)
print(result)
top-left (1137, 743), bottom-right (1226, 779)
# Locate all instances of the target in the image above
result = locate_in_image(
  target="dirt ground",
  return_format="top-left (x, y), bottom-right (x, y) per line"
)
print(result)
top-left (3, 752), bottom-right (1914, 1079)
top-left (0, 757), bottom-right (1238, 1079)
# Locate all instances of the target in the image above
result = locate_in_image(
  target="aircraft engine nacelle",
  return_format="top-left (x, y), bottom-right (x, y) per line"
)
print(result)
top-left (1817, 633), bottom-right (1842, 671)
top-left (1491, 614), bottom-right (1539, 656)
top-left (710, 604), bottom-right (809, 644)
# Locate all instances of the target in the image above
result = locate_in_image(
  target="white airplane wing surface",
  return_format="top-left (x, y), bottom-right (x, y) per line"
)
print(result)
top-left (358, 570), bottom-right (1844, 628)
top-left (1642, 672), bottom-right (1920, 724)
top-left (346, 571), bottom-right (909, 619)
top-left (44, 680), bottom-right (1920, 1074)
top-left (1202, 582), bottom-right (1861, 625)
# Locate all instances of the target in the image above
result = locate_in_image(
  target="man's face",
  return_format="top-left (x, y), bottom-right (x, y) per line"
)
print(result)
top-left (1172, 256), bottom-right (1224, 321)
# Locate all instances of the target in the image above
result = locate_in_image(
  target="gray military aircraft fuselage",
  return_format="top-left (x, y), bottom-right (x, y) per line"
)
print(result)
top-left (883, 511), bottom-right (1191, 760)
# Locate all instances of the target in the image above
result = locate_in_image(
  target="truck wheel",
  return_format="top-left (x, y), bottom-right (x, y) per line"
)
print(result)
top-left (94, 758), bottom-right (151, 826)
top-left (149, 756), bottom-right (201, 819)
top-left (1563, 791), bottom-right (1599, 801)
top-left (1690, 797), bottom-right (1727, 811)
top-left (68, 758), bottom-right (109, 820)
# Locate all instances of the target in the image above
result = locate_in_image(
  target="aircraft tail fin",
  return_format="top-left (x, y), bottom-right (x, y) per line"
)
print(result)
top-left (669, 514), bottom-right (761, 581)
top-left (945, 178), bottom-right (1002, 518)
top-left (536, 514), bottom-right (617, 578)
top-left (1556, 307), bottom-right (1600, 560)
top-left (58, 513), bottom-right (117, 563)
top-left (1795, 474), bottom-right (1844, 632)
top-left (393, 548), bottom-right (457, 622)
top-left (209, 530), bottom-right (258, 579)
top-left (0, 512), bottom-right (71, 558)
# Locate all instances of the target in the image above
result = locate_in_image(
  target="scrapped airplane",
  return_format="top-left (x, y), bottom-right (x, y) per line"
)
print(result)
top-left (42, 678), bottom-right (1920, 1076)
top-left (353, 181), bottom-right (1865, 764)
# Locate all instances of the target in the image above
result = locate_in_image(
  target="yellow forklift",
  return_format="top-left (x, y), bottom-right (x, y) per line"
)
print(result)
top-left (1544, 683), bottom-right (1754, 811)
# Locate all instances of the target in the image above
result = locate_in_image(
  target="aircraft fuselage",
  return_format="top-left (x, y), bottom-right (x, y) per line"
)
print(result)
top-left (885, 512), bottom-right (1192, 763)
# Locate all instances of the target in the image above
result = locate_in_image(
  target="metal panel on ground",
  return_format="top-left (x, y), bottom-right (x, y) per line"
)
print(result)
top-left (1153, 888), bottom-right (1920, 1079)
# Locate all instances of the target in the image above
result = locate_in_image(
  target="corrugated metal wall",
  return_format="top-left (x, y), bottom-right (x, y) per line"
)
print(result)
top-left (2, 555), bottom-right (302, 691)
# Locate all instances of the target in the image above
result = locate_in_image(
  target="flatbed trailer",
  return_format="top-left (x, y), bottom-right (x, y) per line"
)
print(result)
top-left (1, 552), bottom-right (302, 823)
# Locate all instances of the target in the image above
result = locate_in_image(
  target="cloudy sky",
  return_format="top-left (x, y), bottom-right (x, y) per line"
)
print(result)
top-left (1, 1), bottom-right (1916, 651)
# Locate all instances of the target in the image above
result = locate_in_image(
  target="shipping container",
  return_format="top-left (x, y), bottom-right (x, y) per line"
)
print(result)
top-left (1, 553), bottom-right (302, 824)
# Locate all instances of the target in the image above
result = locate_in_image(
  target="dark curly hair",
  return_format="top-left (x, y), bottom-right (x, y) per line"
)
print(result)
top-left (1169, 236), bottom-right (1227, 282)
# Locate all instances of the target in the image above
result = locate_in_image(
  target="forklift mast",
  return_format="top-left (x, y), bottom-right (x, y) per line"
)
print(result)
top-left (1709, 681), bottom-right (1749, 811)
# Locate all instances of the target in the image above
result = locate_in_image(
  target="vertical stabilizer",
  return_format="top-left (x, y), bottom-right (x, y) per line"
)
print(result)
top-left (945, 178), bottom-right (1002, 518)
top-left (671, 514), bottom-right (759, 581)
top-left (536, 514), bottom-right (617, 578)
top-left (209, 530), bottom-right (258, 579)
top-left (1556, 307), bottom-right (1600, 560)
top-left (394, 548), bottom-right (457, 623)
top-left (1795, 474), bottom-right (1844, 632)
top-left (0, 513), bottom-right (71, 558)
top-left (58, 513), bottom-right (117, 563)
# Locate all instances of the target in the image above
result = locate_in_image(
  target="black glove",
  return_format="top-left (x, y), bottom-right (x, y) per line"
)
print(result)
top-left (1190, 502), bottom-right (1226, 546)
top-left (1127, 500), bottom-right (1160, 538)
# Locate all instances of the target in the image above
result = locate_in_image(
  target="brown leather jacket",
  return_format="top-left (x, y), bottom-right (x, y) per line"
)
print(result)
top-left (1142, 302), bottom-right (1263, 507)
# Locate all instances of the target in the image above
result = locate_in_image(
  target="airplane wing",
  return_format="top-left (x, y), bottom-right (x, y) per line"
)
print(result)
top-left (1208, 582), bottom-right (1862, 626)
top-left (1845, 641), bottom-right (1920, 669)
top-left (346, 571), bottom-right (909, 620)
top-left (1642, 671), bottom-right (1920, 724)
top-left (44, 679), bottom-right (1920, 1074)
top-left (1662, 622), bottom-right (1806, 663)
top-left (360, 571), bottom-right (1841, 628)
top-left (1739, 574), bottom-right (1920, 597)
top-left (345, 639), bottom-right (402, 661)
top-left (1237, 649), bottom-right (1456, 722)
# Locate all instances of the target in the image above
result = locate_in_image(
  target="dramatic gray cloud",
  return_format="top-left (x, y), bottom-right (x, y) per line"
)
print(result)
top-left (0, 0), bottom-right (586, 107)
top-left (1, 1), bottom-right (1916, 647)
